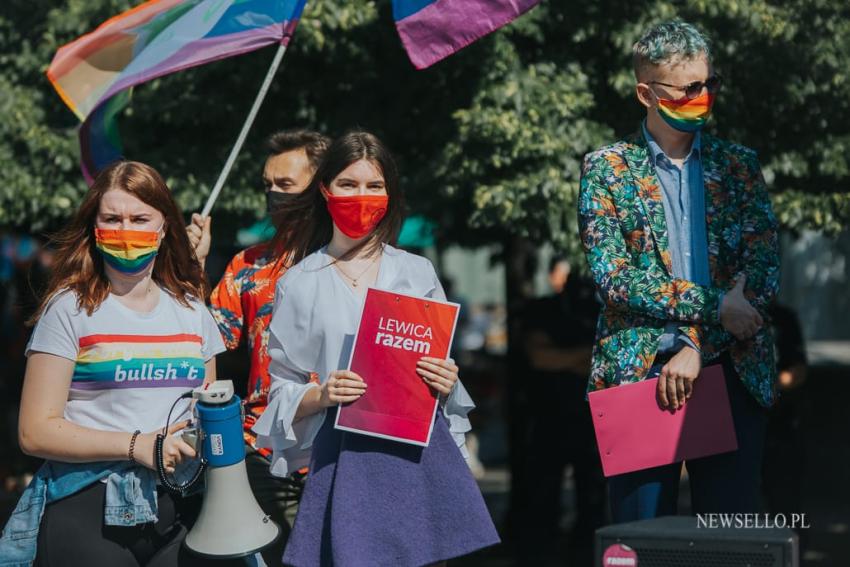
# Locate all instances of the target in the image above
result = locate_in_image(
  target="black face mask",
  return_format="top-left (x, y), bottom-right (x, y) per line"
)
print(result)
top-left (266, 191), bottom-right (299, 214)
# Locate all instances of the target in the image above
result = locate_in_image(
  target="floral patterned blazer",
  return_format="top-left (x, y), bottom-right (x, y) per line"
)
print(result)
top-left (578, 129), bottom-right (780, 407)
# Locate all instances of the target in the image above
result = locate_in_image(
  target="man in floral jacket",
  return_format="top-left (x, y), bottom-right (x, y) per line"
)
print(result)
top-left (578, 20), bottom-right (780, 522)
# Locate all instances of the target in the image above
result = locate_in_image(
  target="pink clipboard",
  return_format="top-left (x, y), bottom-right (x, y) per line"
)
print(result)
top-left (588, 364), bottom-right (738, 477)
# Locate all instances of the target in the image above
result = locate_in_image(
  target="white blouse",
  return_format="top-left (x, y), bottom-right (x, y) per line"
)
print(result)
top-left (253, 244), bottom-right (476, 477)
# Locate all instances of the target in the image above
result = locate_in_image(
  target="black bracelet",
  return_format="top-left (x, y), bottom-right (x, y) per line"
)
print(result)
top-left (128, 430), bottom-right (141, 463)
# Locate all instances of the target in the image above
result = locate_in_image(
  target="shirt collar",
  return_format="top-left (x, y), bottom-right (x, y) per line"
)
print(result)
top-left (642, 120), bottom-right (701, 167)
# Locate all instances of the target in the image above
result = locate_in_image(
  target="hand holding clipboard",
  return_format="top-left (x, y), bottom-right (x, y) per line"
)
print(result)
top-left (589, 365), bottom-right (738, 477)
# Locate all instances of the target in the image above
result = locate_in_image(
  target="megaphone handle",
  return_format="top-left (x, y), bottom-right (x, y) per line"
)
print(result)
top-left (155, 433), bottom-right (208, 496)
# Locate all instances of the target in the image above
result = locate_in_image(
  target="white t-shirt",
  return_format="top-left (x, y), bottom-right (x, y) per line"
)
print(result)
top-left (26, 288), bottom-right (226, 434)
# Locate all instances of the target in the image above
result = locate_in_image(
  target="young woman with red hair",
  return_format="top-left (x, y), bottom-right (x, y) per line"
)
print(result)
top-left (5, 161), bottom-right (227, 566)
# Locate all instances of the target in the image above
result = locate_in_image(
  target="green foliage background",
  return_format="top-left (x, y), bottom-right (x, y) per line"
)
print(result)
top-left (2, 0), bottom-right (849, 265)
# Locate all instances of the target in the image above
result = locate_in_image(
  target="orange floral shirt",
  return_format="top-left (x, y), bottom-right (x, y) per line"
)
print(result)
top-left (209, 243), bottom-right (282, 455)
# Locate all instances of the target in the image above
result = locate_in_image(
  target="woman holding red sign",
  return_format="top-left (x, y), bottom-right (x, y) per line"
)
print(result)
top-left (253, 131), bottom-right (499, 566)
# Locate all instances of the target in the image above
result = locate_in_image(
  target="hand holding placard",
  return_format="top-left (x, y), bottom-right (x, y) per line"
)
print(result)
top-left (322, 370), bottom-right (368, 406)
top-left (416, 357), bottom-right (459, 396)
top-left (335, 288), bottom-right (461, 446)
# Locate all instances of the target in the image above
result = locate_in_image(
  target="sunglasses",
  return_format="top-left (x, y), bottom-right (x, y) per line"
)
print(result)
top-left (648, 74), bottom-right (723, 100)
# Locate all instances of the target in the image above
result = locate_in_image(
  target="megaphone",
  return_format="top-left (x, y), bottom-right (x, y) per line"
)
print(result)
top-left (182, 381), bottom-right (280, 558)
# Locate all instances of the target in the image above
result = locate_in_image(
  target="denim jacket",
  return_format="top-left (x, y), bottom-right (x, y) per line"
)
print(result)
top-left (0, 461), bottom-right (159, 566)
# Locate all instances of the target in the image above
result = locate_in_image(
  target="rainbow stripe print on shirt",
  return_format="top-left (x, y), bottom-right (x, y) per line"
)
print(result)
top-left (72, 334), bottom-right (205, 390)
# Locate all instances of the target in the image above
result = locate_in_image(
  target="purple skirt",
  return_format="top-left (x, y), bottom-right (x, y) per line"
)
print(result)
top-left (282, 408), bottom-right (500, 567)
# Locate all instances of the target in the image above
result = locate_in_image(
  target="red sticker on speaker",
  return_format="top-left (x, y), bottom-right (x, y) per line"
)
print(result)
top-left (602, 543), bottom-right (638, 566)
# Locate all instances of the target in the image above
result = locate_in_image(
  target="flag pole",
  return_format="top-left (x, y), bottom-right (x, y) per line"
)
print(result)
top-left (200, 42), bottom-right (288, 217)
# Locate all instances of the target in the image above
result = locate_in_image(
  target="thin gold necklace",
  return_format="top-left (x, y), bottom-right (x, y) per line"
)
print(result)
top-left (333, 254), bottom-right (380, 288)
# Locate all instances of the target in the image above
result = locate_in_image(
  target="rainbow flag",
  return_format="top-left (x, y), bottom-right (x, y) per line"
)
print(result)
top-left (47, 0), bottom-right (307, 183)
top-left (393, 0), bottom-right (540, 69)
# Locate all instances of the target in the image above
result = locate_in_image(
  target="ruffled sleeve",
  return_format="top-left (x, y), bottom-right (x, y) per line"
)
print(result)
top-left (442, 380), bottom-right (476, 459)
top-left (252, 269), bottom-right (325, 477)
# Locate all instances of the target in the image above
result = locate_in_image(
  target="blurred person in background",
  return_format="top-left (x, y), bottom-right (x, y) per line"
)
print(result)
top-left (517, 256), bottom-right (605, 563)
top-left (763, 302), bottom-right (809, 528)
top-left (1, 233), bottom-right (52, 496)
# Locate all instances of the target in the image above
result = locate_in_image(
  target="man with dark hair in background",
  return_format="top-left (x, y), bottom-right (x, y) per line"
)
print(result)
top-left (187, 129), bottom-right (330, 562)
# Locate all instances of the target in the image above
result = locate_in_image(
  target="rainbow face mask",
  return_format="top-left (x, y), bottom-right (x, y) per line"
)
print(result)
top-left (94, 227), bottom-right (162, 274)
top-left (656, 91), bottom-right (716, 133)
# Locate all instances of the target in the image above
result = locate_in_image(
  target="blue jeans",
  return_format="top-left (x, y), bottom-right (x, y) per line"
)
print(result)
top-left (607, 356), bottom-right (768, 522)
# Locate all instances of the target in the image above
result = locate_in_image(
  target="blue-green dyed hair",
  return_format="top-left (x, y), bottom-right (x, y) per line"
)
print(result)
top-left (632, 20), bottom-right (711, 80)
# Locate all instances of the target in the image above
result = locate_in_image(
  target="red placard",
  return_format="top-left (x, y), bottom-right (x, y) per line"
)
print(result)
top-left (334, 287), bottom-right (460, 446)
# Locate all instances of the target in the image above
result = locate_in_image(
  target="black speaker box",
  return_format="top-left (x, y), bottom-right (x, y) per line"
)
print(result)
top-left (595, 515), bottom-right (799, 567)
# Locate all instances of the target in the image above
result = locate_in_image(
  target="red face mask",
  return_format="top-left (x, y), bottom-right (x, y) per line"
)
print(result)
top-left (324, 191), bottom-right (389, 239)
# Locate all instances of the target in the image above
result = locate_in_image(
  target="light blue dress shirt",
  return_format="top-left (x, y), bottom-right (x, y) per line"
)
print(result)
top-left (642, 123), bottom-right (711, 354)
